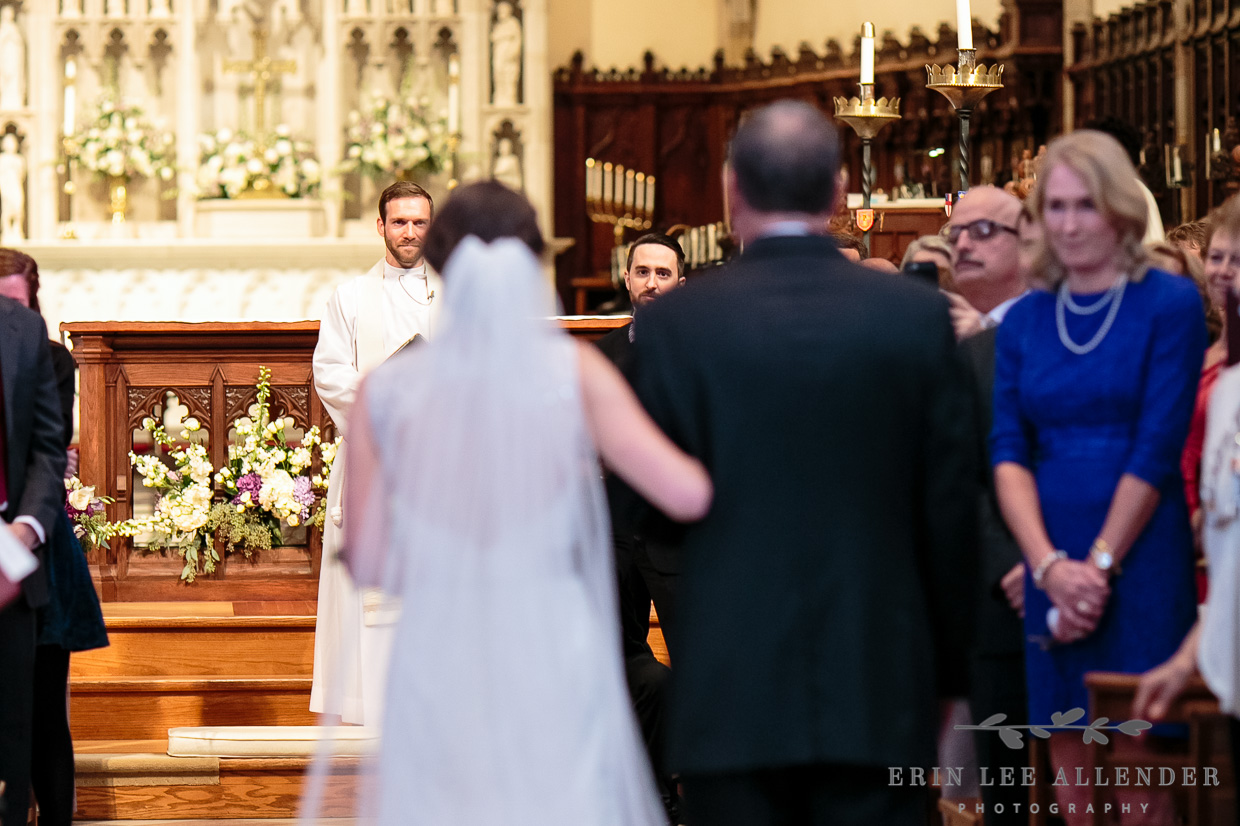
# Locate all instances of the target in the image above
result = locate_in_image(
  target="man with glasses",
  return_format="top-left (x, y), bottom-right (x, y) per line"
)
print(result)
top-left (944, 186), bottom-right (1029, 340)
top-left (949, 186), bottom-right (1032, 826)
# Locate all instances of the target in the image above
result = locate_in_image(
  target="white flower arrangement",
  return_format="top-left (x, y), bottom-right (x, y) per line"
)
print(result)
top-left (215, 367), bottom-right (322, 530)
top-left (63, 98), bottom-right (176, 182)
top-left (105, 368), bottom-right (339, 582)
top-left (195, 124), bottom-right (322, 199)
top-left (340, 94), bottom-right (450, 180)
top-left (113, 415), bottom-right (218, 582)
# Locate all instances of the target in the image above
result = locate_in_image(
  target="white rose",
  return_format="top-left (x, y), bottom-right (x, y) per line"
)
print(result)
top-left (184, 417), bottom-right (200, 431)
top-left (68, 487), bottom-right (94, 511)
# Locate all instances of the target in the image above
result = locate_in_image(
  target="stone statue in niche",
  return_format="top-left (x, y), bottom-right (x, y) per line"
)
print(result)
top-left (492, 136), bottom-right (522, 191)
top-left (489, 1), bottom-right (522, 106)
top-left (0, 5), bottom-right (26, 112)
top-left (0, 133), bottom-right (26, 243)
top-left (149, 0), bottom-right (172, 18)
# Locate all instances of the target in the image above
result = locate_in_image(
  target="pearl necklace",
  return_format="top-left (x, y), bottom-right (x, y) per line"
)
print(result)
top-left (1055, 275), bottom-right (1128, 356)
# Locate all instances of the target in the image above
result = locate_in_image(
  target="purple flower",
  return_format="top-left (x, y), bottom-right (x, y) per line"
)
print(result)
top-left (293, 476), bottom-right (315, 521)
top-left (232, 472), bottom-right (263, 505)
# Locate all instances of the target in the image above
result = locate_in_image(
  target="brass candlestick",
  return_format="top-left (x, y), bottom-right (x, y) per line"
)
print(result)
top-left (926, 49), bottom-right (1003, 192)
top-left (833, 86), bottom-right (901, 257)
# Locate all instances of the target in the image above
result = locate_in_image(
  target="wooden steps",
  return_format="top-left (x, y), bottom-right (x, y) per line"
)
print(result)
top-left (71, 616), bottom-right (315, 679)
top-left (71, 604), bottom-right (325, 819)
top-left (72, 678), bottom-right (316, 741)
top-left (72, 741), bottom-right (364, 821)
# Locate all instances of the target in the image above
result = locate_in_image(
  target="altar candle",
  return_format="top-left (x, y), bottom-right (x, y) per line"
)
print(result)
top-left (1173, 145), bottom-right (1183, 183)
top-left (956, 0), bottom-right (973, 50)
top-left (635, 173), bottom-right (646, 218)
top-left (586, 158), bottom-right (597, 201)
top-left (613, 165), bottom-right (624, 210)
top-left (64, 59), bottom-right (76, 136)
top-left (645, 175), bottom-right (656, 215)
top-left (860, 22), bottom-right (875, 85)
top-left (707, 222), bottom-right (717, 260)
top-left (1214, 127), bottom-right (1222, 153)
top-left (447, 55), bottom-right (461, 135)
top-left (602, 162), bottom-right (614, 207)
top-left (625, 169), bottom-right (636, 209)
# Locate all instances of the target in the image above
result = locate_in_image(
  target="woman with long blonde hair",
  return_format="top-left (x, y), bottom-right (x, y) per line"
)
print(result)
top-left (991, 130), bottom-right (1206, 825)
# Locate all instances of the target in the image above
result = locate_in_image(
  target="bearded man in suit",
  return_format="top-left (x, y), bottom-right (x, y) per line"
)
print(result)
top-left (632, 100), bottom-right (978, 825)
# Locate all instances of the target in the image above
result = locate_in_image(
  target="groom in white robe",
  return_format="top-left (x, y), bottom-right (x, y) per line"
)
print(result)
top-left (310, 181), bottom-right (442, 724)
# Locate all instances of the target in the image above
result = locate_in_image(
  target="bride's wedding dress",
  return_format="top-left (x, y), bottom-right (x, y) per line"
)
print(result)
top-left (305, 237), bottom-right (665, 826)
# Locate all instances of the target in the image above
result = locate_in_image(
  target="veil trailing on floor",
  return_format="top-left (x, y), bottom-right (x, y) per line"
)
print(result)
top-left (299, 237), bottom-right (664, 825)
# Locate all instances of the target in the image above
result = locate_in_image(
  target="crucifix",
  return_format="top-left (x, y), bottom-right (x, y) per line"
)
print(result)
top-left (223, 25), bottom-right (295, 145)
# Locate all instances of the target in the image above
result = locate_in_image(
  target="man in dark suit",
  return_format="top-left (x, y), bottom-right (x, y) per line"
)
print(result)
top-left (949, 187), bottom-right (1032, 826)
top-left (0, 269), bottom-right (70, 825)
top-left (596, 232), bottom-right (687, 648)
top-left (596, 232), bottom-right (686, 824)
top-left (632, 100), bottom-right (978, 825)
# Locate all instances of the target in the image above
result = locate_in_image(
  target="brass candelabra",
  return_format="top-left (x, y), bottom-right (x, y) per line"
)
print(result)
top-left (926, 49), bottom-right (1004, 192)
top-left (585, 158), bottom-right (654, 247)
top-left (833, 86), bottom-right (901, 257)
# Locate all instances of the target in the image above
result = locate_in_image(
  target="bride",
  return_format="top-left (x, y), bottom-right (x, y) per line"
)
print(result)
top-left (335, 182), bottom-right (711, 825)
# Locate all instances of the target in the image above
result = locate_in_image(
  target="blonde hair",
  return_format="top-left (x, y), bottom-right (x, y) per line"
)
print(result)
top-left (900, 235), bottom-right (956, 290)
top-left (1205, 194), bottom-right (1240, 252)
top-left (1026, 130), bottom-right (1150, 289)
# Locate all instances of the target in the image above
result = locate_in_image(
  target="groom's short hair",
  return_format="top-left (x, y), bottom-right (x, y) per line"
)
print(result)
top-left (729, 100), bottom-right (840, 215)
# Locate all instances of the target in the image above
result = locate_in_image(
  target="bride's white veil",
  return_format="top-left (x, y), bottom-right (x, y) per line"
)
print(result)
top-left (300, 236), bottom-right (662, 825)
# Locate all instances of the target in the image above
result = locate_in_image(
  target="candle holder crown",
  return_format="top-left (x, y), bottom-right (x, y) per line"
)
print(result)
top-left (925, 61), bottom-right (1004, 111)
top-left (832, 95), bottom-right (902, 140)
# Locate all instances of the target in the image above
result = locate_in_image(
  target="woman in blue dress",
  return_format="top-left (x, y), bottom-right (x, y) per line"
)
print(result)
top-left (992, 130), bottom-right (1206, 825)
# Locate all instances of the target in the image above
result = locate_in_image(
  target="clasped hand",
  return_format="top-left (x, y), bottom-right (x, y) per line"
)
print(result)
top-left (1044, 559), bottom-right (1109, 643)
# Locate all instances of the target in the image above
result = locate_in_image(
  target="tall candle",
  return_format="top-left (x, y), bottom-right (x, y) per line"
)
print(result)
top-left (956, 0), bottom-right (973, 50)
top-left (1214, 127), bottom-right (1222, 153)
top-left (586, 158), bottom-right (596, 200)
top-left (645, 176), bottom-right (656, 215)
top-left (447, 54), bottom-right (460, 135)
top-left (860, 22), bottom-right (875, 85)
top-left (635, 173), bottom-right (646, 217)
top-left (625, 169), bottom-right (636, 209)
top-left (1172, 146), bottom-right (1183, 183)
top-left (64, 59), bottom-right (76, 136)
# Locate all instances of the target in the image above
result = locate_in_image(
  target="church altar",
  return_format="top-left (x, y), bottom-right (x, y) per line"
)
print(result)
top-left (0, 0), bottom-right (552, 244)
top-left (64, 316), bottom-right (626, 603)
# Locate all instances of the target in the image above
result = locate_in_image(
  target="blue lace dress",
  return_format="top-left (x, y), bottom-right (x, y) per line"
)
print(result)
top-left (991, 269), bottom-right (1206, 724)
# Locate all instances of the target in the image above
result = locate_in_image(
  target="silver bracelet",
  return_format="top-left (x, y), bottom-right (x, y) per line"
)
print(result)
top-left (1032, 549), bottom-right (1067, 590)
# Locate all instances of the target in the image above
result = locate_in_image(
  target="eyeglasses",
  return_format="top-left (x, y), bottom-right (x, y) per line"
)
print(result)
top-left (947, 219), bottom-right (1020, 244)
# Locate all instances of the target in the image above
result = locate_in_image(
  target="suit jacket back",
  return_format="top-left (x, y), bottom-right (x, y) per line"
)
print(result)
top-left (634, 235), bottom-right (978, 774)
top-left (0, 298), bottom-right (70, 607)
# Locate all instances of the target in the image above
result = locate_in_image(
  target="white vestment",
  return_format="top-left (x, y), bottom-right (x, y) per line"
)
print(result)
top-left (1198, 365), bottom-right (1240, 717)
top-left (310, 258), bottom-right (443, 724)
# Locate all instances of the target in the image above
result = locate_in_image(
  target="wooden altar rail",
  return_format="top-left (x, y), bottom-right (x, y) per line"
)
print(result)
top-left (551, 0), bottom-right (1063, 310)
top-left (64, 318), bottom-right (627, 603)
top-left (1067, 0), bottom-right (1240, 222)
